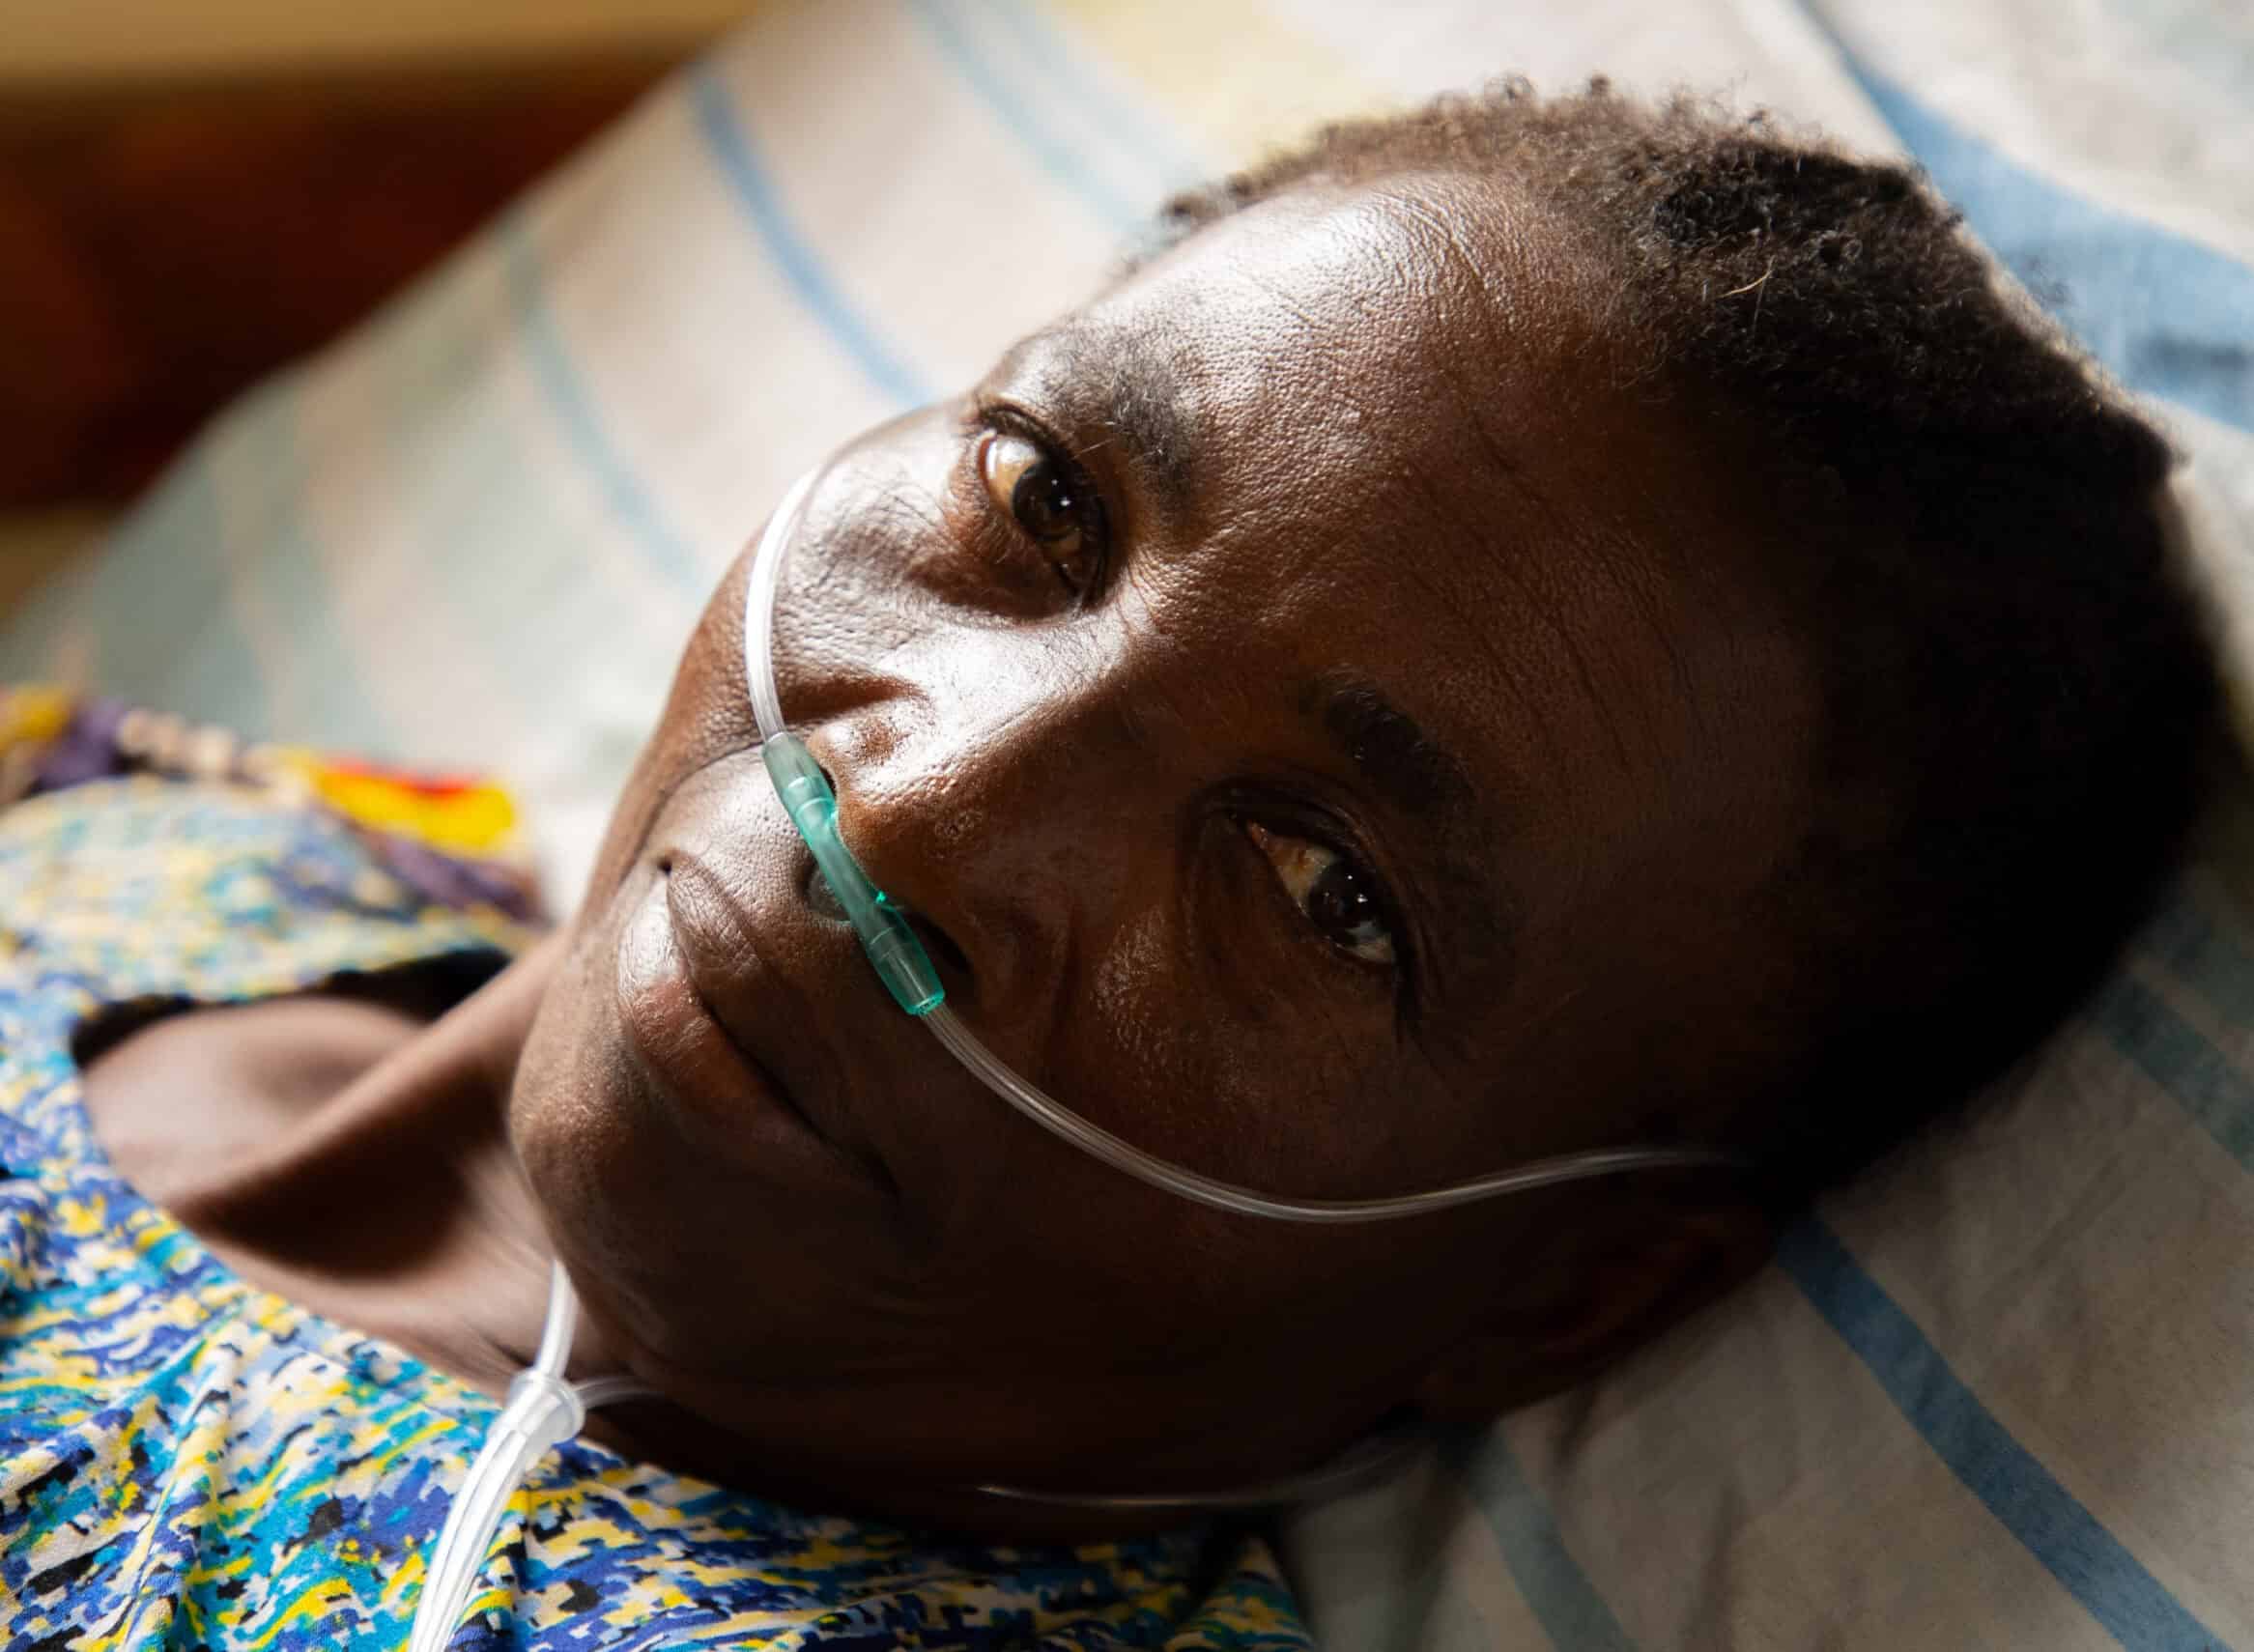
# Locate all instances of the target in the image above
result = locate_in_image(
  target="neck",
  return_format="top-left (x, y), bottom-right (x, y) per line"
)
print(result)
top-left (159, 936), bottom-right (629, 1398)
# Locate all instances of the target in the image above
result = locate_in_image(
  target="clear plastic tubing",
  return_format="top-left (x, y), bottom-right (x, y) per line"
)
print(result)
top-left (406, 1264), bottom-right (648, 1651)
top-left (742, 469), bottom-right (1747, 1225)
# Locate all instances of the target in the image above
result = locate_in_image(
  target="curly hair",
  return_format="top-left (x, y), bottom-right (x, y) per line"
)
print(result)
top-left (1160, 80), bottom-right (2221, 1196)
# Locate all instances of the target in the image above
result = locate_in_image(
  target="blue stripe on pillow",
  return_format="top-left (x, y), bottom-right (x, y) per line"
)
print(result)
top-left (2142, 888), bottom-right (2254, 1032)
top-left (981, 0), bottom-right (1210, 189)
top-left (1775, 1216), bottom-right (2225, 1650)
top-left (497, 214), bottom-right (708, 595)
top-left (105, 440), bottom-right (270, 734)
top-left (1450, 1428), bottom-right (1641, 1652)
top-left (226, 383), bottom-right (384, 750)
top-left (686, 64), bottom-right (931, 408)
top-left (903, 0), bottom-right (1151, 236)
top-left (1825, 47), bottom-right (2254, 435)
top-left (2095, 968), bottom-right (2254, 1172)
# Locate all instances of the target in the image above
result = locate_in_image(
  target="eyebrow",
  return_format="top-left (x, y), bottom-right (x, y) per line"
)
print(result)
top-left (1311, 675), bottom-right (1513, 982)
top-left (1315, 677), bottom-right (1478, 827)
top-left (1010, 324), bottom-right (1199, 527)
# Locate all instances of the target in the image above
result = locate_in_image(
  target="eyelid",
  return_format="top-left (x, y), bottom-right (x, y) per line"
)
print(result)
top-left (968, 396), bottom-right (1121, 525)
top-left (969, 391), bottom-right (1080, 463)
top-left (1230, 805), bottom-right (1419, 1001)
top-left (965, 397), bottom-right (1113, 601)
top-left (967, 396), bottom-right (1095, 493)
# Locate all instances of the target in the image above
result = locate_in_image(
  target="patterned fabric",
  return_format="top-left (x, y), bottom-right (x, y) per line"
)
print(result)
top-left (0, 696), bottom-right (1310, 1649)
top-left (0, 687), bottom-right (544, 924)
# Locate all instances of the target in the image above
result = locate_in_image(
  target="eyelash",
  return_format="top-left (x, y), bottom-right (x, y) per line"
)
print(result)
top-left (965, 400), bottom-right (1111, 601)
top-left (1235, 805), bottom-right (1415, 993)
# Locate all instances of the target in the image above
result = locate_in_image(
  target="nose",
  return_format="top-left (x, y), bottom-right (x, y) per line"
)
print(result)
top-left (759, 425), bottom-right (1186, 1032)
top-left (802, 635), bottom-right (1148, 1027)
top-left (763, 729), bottom-right (952, 1016)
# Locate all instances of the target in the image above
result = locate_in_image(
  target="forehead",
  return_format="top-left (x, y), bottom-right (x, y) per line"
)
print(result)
top-left (1019, 177), bottom-right (1606, 537)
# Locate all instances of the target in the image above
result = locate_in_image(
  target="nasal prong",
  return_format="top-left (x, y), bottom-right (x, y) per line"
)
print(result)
top-left (761, 731), bottom-right (946, 1016)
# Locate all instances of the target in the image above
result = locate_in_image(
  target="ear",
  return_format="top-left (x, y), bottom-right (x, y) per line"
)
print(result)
top-left (1412, 1197), bottom-right (1776, 1423)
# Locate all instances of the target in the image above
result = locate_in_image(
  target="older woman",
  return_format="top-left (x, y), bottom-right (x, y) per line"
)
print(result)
top-left (0, 81), bottom-right (2213, 1646)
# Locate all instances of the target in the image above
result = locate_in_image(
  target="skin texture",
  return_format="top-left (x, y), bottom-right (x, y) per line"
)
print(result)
top-left (84, 171), bottom-right (1811, 1537)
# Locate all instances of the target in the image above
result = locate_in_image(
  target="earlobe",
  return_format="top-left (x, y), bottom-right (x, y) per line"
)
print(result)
top-left (1411, 1200), bottom-right (1776, 1423)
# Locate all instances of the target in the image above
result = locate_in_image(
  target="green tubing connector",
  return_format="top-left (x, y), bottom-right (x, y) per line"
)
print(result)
top-left (761, 732), bottom-right (946, 1016)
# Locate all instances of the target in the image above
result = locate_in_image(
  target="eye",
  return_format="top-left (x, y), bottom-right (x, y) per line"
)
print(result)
top-left (977, 429), bottom-right (1104, 594)
top-left (1241, 820), bottom-right (1398, 968)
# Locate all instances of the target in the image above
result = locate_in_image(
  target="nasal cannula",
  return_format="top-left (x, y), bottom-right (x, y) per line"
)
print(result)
top-left (406, 465), bottom-right (1748, 1646)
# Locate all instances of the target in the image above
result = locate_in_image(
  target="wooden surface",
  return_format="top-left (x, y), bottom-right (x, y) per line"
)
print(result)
top-left (0, 508), bottom-right (108, 619)
top-left (0, 0), bottom-right (746, 84)
top-left (0, 54), bottom-right (687, 506)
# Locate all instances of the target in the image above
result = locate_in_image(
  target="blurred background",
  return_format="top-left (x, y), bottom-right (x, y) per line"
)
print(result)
top-left (0, 0), bottom-right (749, 604)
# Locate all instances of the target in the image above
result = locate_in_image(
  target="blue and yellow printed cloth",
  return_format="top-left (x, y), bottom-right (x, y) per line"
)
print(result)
top-left (0, 690), bottom-right (1309, 1649)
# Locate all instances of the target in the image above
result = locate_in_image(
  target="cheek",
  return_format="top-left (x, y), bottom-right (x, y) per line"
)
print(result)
top-left (507, 928), bottom-right (722, 1316)
top-left (1086, 906), bottom-right (1176, 1079)
top-left (1079, 894), bottom-right (1405, 1201)
top-left (1080, 897), bottom-right (1273, 1180)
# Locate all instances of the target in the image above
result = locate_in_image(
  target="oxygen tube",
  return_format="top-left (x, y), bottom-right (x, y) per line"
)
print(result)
top-left (406, 1263), bottom-right (647, 1650)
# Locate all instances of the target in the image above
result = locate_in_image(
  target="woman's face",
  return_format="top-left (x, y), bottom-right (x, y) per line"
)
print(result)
top-left (512, 172), bottom-right (1812, 1514)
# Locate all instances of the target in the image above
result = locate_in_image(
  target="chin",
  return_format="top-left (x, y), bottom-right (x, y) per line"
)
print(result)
top-left (504, 890), bottom-right (896, 1381)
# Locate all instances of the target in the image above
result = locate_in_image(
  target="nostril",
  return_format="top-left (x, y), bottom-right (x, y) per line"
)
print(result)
top-left (792, 746), bottom-right (972, 985)
top-left (802, 861), bottom-right (848, 923)
top-left (799, 861), bottom-right (971, 982)
top-left (906, 911), bottom-right (971, 981)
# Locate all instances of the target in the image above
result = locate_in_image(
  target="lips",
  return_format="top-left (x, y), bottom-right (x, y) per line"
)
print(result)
top-left (613, 856), bottom-right (884, 1194)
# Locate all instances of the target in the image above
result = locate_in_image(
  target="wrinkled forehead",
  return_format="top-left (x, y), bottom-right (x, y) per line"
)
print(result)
top-left (1119, 171), bottom-right (1597, 365)
top-left (1005, 173), bottom-right (1618, 552)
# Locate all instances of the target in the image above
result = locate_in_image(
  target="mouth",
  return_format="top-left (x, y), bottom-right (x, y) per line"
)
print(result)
top-left (613, 859), bottom-right (889, 1196)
